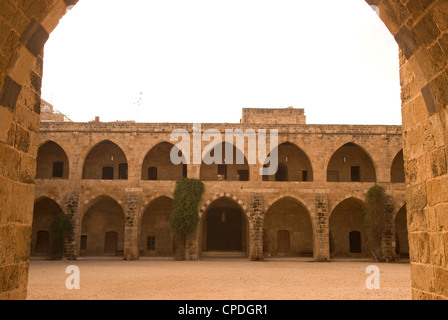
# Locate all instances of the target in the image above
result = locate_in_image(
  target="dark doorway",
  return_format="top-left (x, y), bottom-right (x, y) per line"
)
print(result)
top-left (349, 231), bottom-right (362, 253)
top-left (277, 230), bottom-right (290, 253)
top-left (104, 231), bottom-right (118, 255)
top-left (35, 231), bottom-right (50, 254)
top-left (206, 207), bottom-right (243, 251)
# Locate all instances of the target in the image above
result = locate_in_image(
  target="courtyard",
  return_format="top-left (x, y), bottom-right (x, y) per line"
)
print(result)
top-left (26, 258), bottom-right (411, 300)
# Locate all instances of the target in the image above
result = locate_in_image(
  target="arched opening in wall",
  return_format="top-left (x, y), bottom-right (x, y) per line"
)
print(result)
top-left (200, 142), bottom-right (249, 181)
top-left (82, 140), bottom-right (128, 180)
top-left (36, 141), bottom-right (69, 179)
top-left (141, 142), bottom-right (187, 181)
top-left (31, 197), bottom-right (64, 256)
top-left (80, 196), bottom-right (125, 256)
top-left (201, 197), bottom-right (248, 254)
top-left (263, 197), bottom-right (313, 257)
top-left (262, 142), bottom-right (313, 182)
top-left (329, 197), bottom-right (367, 257)
top-left (139, 196), bottom-right (174, 257)
top-left (391, 150), bottom-right (405, 183)
top-left (327, 143), bottom-right (376, 183)
top-left (395, 205), bottom-right (409, 259)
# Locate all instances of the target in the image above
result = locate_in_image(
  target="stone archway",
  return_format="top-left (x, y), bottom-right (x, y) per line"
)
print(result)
top-left (80, 195), bottom-right (125, 256)
top-left (1, 0), bottom-right (448, 299)
top-left (263, 197), bottom-right (313, 257)
top-left (200, 196), bottom-right (249, 257)
top-left (31, 197), bottom-right (65, 256)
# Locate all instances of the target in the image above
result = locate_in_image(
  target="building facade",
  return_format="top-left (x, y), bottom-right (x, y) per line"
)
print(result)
top-left (32, 107), bottom-right (407, 261)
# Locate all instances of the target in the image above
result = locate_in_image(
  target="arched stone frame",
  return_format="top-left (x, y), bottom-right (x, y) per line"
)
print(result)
top-left (31, 196), bottom-right (66, 256)
top-left (36, 140), bottom-right (70, 179)
top-left (81, 139), bottom-right (129, 180)
top-left (140, 141), bottom-right (187, 181)
top-left (391, 149), bottom-right (406, 183)
top-left (78, 194), bottom-right (126, 257)
top-left (2, 0), bottom-right (448, 300)
top-left (326, 142), bottom-right (378, 183)
top-left (137, 195), bottom-right (175, 257)
top-left (328, 196), bottom-right (368, 257)
top-left (262, 141), bottom-right (314, 182)
top-left (198, 193), bottom-right (250, 257)
top-left (262, 195), bottom-right (315, 258)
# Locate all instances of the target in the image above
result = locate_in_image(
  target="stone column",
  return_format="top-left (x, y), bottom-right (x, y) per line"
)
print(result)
top-left (314, 193), bottom-right (330, 261)
top-left (124, 190), bottom-right (140, 260)
top-left (63, 192), bottom-right (80, 260)
top-left (248, 193), bottom-right (264, 260)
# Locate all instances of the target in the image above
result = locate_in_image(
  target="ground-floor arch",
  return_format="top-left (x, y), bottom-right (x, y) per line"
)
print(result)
top-left (139, 196), bottom-right (175, 257)
top-left (31, 197), bottom-right (64, 256)
top-left (329, 197), bottom-right (367, 258)
top-left (263, 197), bottom-right (313, 257)
top-left (200, 197), bottom-right (249, 255)
top-left (80, 196), bottom-right (125, 256)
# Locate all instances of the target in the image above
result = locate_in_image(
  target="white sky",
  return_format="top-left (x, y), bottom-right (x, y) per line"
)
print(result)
top-left (41, 0), bottom-right (401, 125)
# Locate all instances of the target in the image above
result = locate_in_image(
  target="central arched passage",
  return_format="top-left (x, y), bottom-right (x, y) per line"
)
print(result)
top-left (201, 197), bottom-right (248, 255)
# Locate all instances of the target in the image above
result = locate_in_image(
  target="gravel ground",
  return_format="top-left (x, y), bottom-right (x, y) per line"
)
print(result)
top-left (26, 257), bottom-right (412, 300)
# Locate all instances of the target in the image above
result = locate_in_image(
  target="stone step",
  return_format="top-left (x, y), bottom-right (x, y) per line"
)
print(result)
top-left (201, 251), bottom-right (247, 259)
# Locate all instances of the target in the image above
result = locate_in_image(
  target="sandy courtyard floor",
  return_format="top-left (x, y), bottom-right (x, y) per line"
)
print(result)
top-left (26, 258), bottom-right (412, 300)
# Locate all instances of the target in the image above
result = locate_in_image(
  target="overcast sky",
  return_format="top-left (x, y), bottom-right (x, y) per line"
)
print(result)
top-left (41, 0), bottom-right (401, 125)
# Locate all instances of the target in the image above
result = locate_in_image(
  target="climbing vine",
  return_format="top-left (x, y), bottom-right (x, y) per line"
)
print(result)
top-left (170, 178), bottom-right (204, 260)
top-left (363, 184), bottom-right (393, 262)
top-left (49, 212), bottom-right (74, 260)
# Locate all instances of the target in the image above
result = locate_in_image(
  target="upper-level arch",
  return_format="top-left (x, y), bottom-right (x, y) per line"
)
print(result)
top-left (141, 142), bottom-right (187, 181)
top-left (82, 140), bottom-right (128, 180)
top-left (36, 141), bottom-right (69, 179)
top-left (326, 142), bottom-right (376, 183)
top-left (200, 142), bottom-right (249, 181)
top-left (391, 149), bottom-right (405, 183)
top-left (262, 142), bottom-right (313, 182)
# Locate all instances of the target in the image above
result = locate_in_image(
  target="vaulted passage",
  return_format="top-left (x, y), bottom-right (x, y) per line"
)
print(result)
top-left (262, 142), bottom-right (313, 182)
top-left (263, 197), bottom-right (313, 257)
top-left (36, 141), bottom-right (69, 179)
top-left (201, 197), bottom-right (248, 253)
top-left (139, 196), bottom-right (174, 257)
top-left (327, 143), bottom-right (376, 182)
top-left (80, 196), bottom-right (125, 256)
top-left (329, 198), bottom-right (367, 257)
top-left (200, 142), bottom-right (249, 181)
top-left (82, 140), bottom-right (128, 180)
top-left (141, 142), bottom-right (187, 180)
top-left (31, 197), bottom-right (63, 256)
